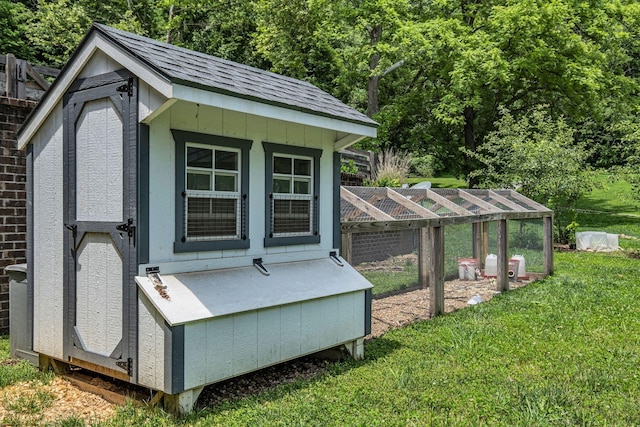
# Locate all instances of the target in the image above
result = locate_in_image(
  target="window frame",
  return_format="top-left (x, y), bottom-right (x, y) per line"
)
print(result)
top-left (173, 129), bottom-right (252, 253)
top-left (263, 142), bottom-right (321, 247)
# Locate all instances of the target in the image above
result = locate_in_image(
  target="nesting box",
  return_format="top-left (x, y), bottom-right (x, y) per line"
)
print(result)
top-left (17, 24), bottom-right (377, 413)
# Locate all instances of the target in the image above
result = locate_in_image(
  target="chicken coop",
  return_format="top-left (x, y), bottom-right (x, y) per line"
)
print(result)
top-left (15, 24), bottom-right (377, 413)
top-left (340, 186), bottom-right (554, 315)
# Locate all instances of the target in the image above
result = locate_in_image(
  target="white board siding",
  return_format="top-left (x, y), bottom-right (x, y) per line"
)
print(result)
top-left (182, 292), bottom-right (365, 390)
top-left (137, 293), bottom-right (166, 391)
top-left (78, 49), bottom-right (123, 79)
top-left (75, 98), bottom-right (124, 222)
top-left (75, 233), bottom-right (123, 356)
top-left (32, 103), bottom-right (65, 359)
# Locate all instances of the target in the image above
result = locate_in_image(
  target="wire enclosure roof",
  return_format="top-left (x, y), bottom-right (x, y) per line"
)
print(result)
top-left (341, 187), bottom-right (552, 229)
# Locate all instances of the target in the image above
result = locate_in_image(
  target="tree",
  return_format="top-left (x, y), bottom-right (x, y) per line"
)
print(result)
top-left (469, 107), bottom-right (593, 243)
top-left (0, 0), bottom-right (34, 60)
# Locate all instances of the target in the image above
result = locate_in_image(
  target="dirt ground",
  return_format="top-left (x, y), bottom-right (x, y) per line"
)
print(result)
top-left (0, 267), bottom-right (531, 423)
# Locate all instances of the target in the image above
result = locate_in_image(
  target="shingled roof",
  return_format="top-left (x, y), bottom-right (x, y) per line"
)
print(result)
top-left (93, 24), bottom-right (377, 127)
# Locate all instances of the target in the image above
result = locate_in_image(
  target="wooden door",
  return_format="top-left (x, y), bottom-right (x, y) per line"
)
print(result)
top-left (63, 71), bottom-right (138, 380)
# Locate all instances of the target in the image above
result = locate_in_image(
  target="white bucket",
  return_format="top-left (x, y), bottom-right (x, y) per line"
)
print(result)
top-left (511, 254), bottom-right (527, 279)
top-left (457, 258), bottom-right (477, 280)
top-left (508, 259), bottom-right (520, 281)
top-left (484, 254), bottom-right (497, 277)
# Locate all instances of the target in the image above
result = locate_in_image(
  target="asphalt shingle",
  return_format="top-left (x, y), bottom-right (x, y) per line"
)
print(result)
top-left (94, 24), bottom-right (377, 128)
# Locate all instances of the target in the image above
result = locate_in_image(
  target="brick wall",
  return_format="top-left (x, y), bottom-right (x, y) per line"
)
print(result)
top-left (0, 97), bottom-right (35, 334)
top-left (351, 229), bottom-right (417, 265)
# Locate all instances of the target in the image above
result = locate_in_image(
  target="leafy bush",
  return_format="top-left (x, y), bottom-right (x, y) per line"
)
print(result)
top-left (340, 159), bottom-right (359, 175)
top-left (468, 107), bottom-right (594, 243)
top-left (410, 154), bottom-right (441, 178)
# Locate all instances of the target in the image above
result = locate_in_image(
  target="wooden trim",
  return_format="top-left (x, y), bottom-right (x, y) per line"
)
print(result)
top-left (341, 187), bottom-right (394, 221)
top-left (386, 188), bottom-right (439, 218)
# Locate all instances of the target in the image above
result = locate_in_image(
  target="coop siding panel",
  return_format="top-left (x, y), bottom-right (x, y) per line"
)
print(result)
top-left (32, 103), bottom-right (64, 359)
top-left (336, 292), bottom-right (361, 341)
top-left (279, 303), bottom-right (302, 360)
top-left (196, 104), bottom-right (223, 135)
top-left (75, 98), bottom-right (123, 222)
top-left (257, 307), bottom-right (281, 367)
top-left (75, 234), bottom-right (123, 356)
top-left (78, 50), bottom-right (123, 78)
top-left (222, 110), bottom-right (246, 139)
top-left (178, 292), bottom-right (366, 390)
top-left (139, 80), bottom-right (167, 122)
top-left (300, 299), bottom-right (323, 354)
top-left (232, 311), bottom-right (258, 375)
top-left (183, 321), bottom-right (207, 390)
top-left (137, 293), bottom-right (165, 390)
top-left (204, 316), bottom-right (234, 384)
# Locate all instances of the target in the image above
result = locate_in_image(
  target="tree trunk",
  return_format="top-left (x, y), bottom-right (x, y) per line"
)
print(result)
top-left (367, 25), bottom-right (382, 118)
top-left (464, 105), bottom-right (480, 188)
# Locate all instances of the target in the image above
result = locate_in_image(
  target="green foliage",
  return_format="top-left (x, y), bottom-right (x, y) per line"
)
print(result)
top-left (470, 107), bottom-right (593, 242)
top-left (409, 154), bottom-right (441, 178)
top-left (366, 149), bottom-right (411, 187)
top-left (27, 0), bottom-right (92, 68)
top-left (340, 159), bottom-right (358, 175)
top-left (0, 0), bottom-right (34, 60)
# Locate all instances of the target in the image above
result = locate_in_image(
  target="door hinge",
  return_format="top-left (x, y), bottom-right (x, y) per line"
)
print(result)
top-left (116, 357), bottom-right (133, 376)
top-left (116, 77), bottom-right (134, 97)
top-left (116, 218), bottom-right (136, 246)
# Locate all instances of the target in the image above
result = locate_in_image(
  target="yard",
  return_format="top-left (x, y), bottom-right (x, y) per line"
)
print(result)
top-left (1, 183), bottom-right (640, 425)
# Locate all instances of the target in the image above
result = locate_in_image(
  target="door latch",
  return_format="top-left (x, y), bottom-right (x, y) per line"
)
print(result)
top-left (116, 218), bottom-right (136, 246)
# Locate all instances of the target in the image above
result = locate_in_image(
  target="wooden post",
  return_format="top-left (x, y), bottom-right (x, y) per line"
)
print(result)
top-left (543, 215), bottom-right (554, 276)
top-left (482, 221), bottom-right (489, 268)
top-left (496, 219), bottom-right (509, 292)
top-left (340, 232), bottom-right (353, 264)
top-left (418, 227), bottom-right (429, 289)
top-left (16, 58), bottom-right (26, 100)
top-left (6, 54), bottom-right (17, 98)
top-left (429, 226), bottom-right (445, 317)
top-left (472, 222), bottom-right (483, 264)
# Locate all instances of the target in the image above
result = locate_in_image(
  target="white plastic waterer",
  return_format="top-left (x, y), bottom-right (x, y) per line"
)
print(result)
top-left (484, 254), bottom-right (497, 277)
top-left (511, 254), bottom-right (527, 279)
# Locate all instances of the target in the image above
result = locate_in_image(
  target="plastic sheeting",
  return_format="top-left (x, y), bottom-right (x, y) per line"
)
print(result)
top-left (576, 231), bottom-right (620, 252)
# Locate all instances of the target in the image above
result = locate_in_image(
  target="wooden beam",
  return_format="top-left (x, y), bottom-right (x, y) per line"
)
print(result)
top-left (458, 190), bottom-right (502, 213)
top-left (418, 227), bottom-right (429, 289)
top-left (488, 190), bottom-right (526, 211)
top-left (543, 215), bottom-right (554, 275)
top-left (505, 190), bottom-right (552, 212)
top-left (482, 222), bottom-right (489, 268)
top-left (341, 187), bottom-right (394, 221)
top-left (429, 226), bottom-right (445, 317)
top-left (25, 61), bottom-right (51, 90)
top-left (340, 232), bottom-right (353, 264)
top-left (425, 189), bottom-right (473, 216)
top-left (386, 188), bottom-right (439, 218)
top-left (472, 222), bottom-right (483, 262)
top-left (69, 357), bottom-right (130, 382)
top-left (496, 219), bottom-right (509, 292)
top-left (5, 54), bottom-right (17, 98)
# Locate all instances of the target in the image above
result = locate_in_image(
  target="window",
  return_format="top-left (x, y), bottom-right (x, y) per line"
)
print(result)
top-left (263, 142), bottom-right (321, 247)
top-left (173, 130), bottom-right (252, 252)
